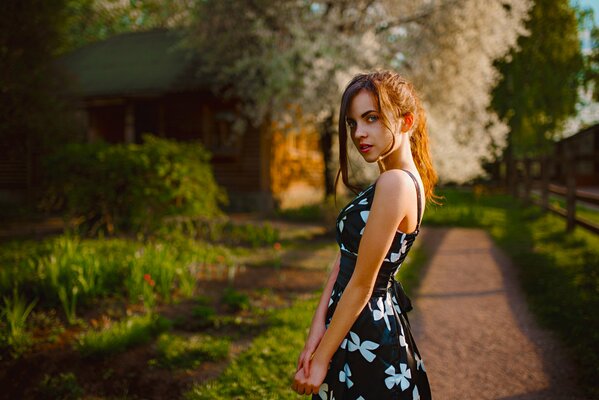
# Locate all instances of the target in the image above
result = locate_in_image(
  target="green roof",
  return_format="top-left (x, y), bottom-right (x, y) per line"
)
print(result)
top-left (57, 29), bottom-right (206, 97)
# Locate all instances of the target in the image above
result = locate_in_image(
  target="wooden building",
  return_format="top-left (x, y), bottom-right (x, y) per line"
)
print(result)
top-left (57, 29), bottom-right (324, 212)
top-left (553, 122), bottom-right (599, 186)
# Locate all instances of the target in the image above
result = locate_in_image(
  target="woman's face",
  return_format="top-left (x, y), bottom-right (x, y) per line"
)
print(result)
top-left (346, 89), bottom-right (397, 163)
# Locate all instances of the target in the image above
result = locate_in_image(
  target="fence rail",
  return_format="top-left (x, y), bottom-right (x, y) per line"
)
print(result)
top-left (509, 152), bottom-right (599, 235)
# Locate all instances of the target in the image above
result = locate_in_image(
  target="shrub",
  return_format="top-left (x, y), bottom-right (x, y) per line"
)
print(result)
top-left (41, 134), bottom-right (228, 236)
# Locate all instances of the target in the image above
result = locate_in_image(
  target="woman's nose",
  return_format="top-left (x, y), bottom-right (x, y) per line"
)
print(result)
top-left (354, 124), bottom-right (367, 138)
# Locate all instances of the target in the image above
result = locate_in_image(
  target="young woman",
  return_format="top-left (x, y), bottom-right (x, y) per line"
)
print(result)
top-left (291, 70), bottom-right (440, 399)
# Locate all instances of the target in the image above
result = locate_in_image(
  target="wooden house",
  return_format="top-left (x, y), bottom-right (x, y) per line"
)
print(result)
top-left (553, 122), bottom-right (599, 186)
top-left (56, 29), bottom-right (325, 212)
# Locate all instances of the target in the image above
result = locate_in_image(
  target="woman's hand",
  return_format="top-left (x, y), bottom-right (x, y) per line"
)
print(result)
top-left (297, 321), bottom-right (326, 376)
top-left (291, 357), bottom-right (328, 396)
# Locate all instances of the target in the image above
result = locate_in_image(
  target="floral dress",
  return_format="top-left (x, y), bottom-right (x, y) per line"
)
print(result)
top-left (314, 169), bottom-right (432, 400)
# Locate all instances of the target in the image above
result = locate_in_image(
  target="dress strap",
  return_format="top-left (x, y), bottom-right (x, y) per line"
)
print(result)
top-left (401, 169), bottom-right (422, 231)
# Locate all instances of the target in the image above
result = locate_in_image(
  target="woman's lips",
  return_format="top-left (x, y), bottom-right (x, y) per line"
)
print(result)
top-left (360, 144), bottom-right (373, 153)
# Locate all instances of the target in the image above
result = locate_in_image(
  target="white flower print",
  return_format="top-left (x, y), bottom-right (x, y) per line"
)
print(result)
top-left (413, 385), bottom-right (420, 400)
top-left (359, 226), bottom-right (364, 236)
top-left (329, 289), bottom-right (335, 307)
top-left (339, 215), bottom-right (347, 232)
top-left (358, 197), bottom-right (368, 205)
top-left (399, 233), bottom-right (408, 254)
top-left (318, 383), bottom-right (330, 399)
top-left (346, 331), bottom-right (380, 362)
top-left (340, 337), bottom-right (348, 349)
top-left (384, 363), bottom-right (411, 391)
top-left (415, 352), bottom-right (426, 372)
top-left (373, 297), bottom-right (393, 331)
top-left (399, 330), bottom-right (407, 349)
top-left (339, 363), bottom-right (354, 388)
top-left (360, 210), bottom-right (369, 223)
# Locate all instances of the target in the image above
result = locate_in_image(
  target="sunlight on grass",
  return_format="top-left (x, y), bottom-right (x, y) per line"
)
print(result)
top-left (150, 332), bottom-right (230, 370)
top-left (75, 313), bottom-right (172, 358)
top-left (184, 294), bottom-right (318, 400)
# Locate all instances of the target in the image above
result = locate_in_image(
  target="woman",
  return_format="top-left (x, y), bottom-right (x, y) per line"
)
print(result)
top-left (291, 70), bottom-right (441, 399)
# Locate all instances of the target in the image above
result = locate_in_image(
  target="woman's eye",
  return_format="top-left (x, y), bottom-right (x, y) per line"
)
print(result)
top-left (367, 115), bottom-right (378, 122)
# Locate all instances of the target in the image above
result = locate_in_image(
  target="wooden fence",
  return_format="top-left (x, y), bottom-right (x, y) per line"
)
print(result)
top-left (509, 152), bottom-right (599, 235)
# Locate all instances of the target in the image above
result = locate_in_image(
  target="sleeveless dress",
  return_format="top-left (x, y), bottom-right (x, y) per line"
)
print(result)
top-left (313, 169), bottom-right (432, 400)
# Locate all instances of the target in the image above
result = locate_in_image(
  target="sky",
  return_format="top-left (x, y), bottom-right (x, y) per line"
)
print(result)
top-left (572, 0), bottom-right (598, 52)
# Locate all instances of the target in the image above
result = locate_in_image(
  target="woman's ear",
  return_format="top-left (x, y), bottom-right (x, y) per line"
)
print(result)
top-left (400, 113), bottom-right (414, 133)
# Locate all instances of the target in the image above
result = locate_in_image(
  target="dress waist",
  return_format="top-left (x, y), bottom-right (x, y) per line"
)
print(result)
top-left (337, 253), bottom-right (413, 313)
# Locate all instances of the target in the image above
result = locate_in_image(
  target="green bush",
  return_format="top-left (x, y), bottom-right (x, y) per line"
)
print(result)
top-left (41, 134), bottom-right (228, 236)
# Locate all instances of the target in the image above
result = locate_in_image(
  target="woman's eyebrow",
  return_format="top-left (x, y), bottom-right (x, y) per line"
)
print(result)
top-left (361, 110), bottom-right (377, 118)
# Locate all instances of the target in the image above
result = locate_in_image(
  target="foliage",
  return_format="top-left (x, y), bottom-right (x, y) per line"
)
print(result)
top-left (41, 134), bottom-right (228, 236)
top-left (150, 332), bottom-right (230, 370)
top-left (183, 294), bottom-right (318, 399)
top-left (426, 187), bottom-right (599, 397)
top-left (36, 372), bottom-right (84, 400)
top-left (0, 288), bottom-right (38, 356)
top-left (59, 0), bottom-right (195, 54)
top-left (221, 287), bottom-right (250, 313)
top-left (74, 313), bottom-right (172, 358)
top-left (0, 0), bottom-right (81, 162)
top-left (159, 216), bottom-right (279, 248)
top-left (491, 0), bottom-right (585, 158)
top-left (0, 233), bottom-right (235, 322)
top-left (187, 0), bottom-right (533, 184)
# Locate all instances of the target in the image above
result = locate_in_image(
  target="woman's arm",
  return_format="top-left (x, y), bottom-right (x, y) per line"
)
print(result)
top-left (297, 250), bottom-right (341, 375)
top-left (293, 171), bottom-right (410, 395)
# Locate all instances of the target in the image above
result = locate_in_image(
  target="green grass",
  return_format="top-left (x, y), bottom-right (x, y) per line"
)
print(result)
top-left (150, 332), bottom-right (230, 370)
top-left (183, 244), bottom-right (429, 399)
top-left (395, 244), bottom-right (429, 299)
top-left (183, 294), bottom-right (318, 400)
top-left (74, 313), bottom-right (172, 358)
top-left (529, 191), bottom-right (599, 226)
top-left (426, 186), bottom-right (599, 398)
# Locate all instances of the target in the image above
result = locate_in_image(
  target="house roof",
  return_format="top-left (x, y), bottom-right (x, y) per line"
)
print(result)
top-left (56, 29), bottom-right (206, 97)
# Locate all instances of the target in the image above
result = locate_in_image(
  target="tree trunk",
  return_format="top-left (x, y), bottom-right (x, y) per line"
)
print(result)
top-left (319, 112), bottom-right (335, 197)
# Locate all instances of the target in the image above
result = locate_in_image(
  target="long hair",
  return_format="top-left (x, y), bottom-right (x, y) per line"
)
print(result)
top-left (334, 70), bottom-right (443, 207)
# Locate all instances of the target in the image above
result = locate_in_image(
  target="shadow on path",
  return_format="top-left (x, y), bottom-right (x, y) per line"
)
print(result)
top-left (411, 227), bottom-right (588, 400)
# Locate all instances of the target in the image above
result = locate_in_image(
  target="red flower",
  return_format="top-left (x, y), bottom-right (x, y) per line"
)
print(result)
top-left (273, 242), bottom-right (282, 251)
top-left (144, 273), bottom-right (152, 283)
top-left (149, 279), bottom-right (155, 287)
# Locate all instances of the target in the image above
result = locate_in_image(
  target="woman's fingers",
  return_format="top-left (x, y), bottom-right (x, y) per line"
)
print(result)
top-left (303, 356), bottom-right (311, 377)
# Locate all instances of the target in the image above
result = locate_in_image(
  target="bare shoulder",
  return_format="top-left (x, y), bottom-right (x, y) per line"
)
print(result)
top-left (374, 169), bottom-right (414, 203)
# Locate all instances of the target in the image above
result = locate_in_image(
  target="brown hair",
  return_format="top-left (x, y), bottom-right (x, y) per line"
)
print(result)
top-left (334, 70), bottom-right (443, 207)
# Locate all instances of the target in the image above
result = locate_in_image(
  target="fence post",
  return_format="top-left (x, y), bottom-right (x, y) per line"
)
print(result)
top-left (541, 155), bottom-right (549, 212)
top-left (565, 152), bottom-right (576, 232)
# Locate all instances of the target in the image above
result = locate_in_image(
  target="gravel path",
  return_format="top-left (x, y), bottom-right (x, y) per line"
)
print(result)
top-left (410, 227), bottom-right (587, 400)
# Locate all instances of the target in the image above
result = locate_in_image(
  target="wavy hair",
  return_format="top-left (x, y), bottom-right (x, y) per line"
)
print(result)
top-left (334, 70), bottom-right (443, 207)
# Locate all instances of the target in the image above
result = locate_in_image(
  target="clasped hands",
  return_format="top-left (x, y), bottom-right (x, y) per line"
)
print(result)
top-left (291, 326), bottom-right (328, 396)
top-left (291, 352), bottom-right (328, 396)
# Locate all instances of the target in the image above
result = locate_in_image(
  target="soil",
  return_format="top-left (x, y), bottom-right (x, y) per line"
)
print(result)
top-left (0, 219), bottom-right (334, 400)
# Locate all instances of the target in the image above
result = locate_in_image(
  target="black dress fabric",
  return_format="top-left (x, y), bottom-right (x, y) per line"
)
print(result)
top-left (313, 169), bottom-right (432, 400)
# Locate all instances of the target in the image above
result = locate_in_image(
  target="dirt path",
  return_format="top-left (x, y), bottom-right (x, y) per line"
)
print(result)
top-left (410, 227), bottom-right (587, 400)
